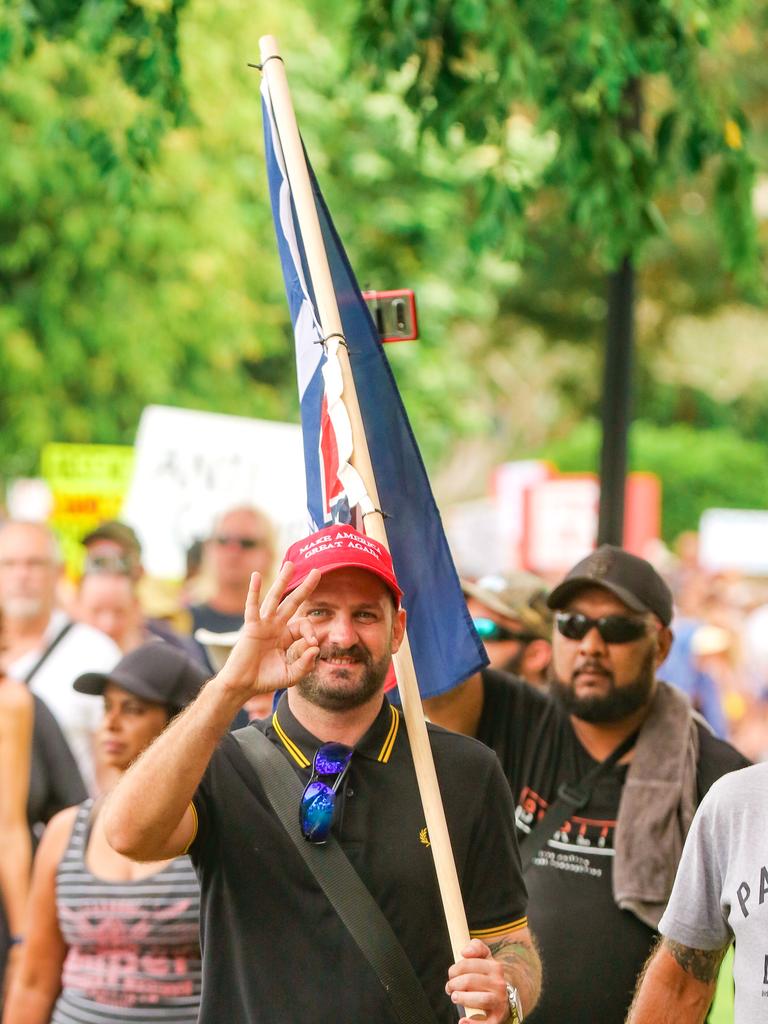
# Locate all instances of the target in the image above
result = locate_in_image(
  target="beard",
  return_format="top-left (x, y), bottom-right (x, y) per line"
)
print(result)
top-left (297, 642), bottom-right (391, 712)
top-left (2, 595), bottom-right (46, 620)
top-left (550, 645), bottom-right (656, 724)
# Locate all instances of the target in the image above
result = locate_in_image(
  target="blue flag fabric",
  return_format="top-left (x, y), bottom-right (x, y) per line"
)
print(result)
top-left (261, 82), bottom-right (487, 698)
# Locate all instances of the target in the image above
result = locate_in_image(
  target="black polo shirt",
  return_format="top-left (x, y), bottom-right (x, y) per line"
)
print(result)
top-left (190, 693), bottom-right (527, 1023)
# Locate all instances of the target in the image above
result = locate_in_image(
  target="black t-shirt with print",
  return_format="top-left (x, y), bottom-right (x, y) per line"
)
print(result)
top-left (190, 693), bottom-right (528, 1024)
top-left (476, 668), bottom-right (749, 1024)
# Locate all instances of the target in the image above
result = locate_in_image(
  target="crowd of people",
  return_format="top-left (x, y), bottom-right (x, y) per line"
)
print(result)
top-left (655, 531), bottom-right (768, 762)
top-left (0, 505), bottom-right (763, 1023)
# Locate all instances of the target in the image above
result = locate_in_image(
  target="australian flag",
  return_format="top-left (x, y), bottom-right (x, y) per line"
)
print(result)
top-left (261, 79), bottom-right (487, 698)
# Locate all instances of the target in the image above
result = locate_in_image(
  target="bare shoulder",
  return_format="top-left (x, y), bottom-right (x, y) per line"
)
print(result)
top-left (37, 805), bottom-right (82, 865)
top-left (0, 681), bottom-right (33, 745)
top-left (0, 678), bottom-right (33, 716)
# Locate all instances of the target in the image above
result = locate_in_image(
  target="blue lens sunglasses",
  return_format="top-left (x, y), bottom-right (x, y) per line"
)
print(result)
top-left (299, 742), bottom-right (354, 843)
top-left (472, 616), bottom-right (538, 644)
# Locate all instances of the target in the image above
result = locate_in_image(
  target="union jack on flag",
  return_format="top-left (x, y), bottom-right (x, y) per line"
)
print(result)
top-left (261, 78), bottom-right (487, 699)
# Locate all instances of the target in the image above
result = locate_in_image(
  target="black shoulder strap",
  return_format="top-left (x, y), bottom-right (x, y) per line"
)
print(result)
top-left (233, 727), bottom-right (440, 1024)
top-left (518, 728), bottom-right (639, 873)
top-left (24, 621), bottom-right (75, 685)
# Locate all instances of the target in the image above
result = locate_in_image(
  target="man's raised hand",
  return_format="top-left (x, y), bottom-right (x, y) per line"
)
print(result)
top-left (216, 563), bottom-right (321, 701)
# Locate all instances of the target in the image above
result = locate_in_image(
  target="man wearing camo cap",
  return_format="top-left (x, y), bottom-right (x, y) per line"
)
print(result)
top-left (424, 569), bottom-right (552, 743)
top-left (461, 572), bottom-right (552, 688)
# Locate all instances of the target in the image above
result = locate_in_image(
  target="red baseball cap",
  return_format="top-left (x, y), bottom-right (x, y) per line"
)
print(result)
top-left (282, 524), bottom-right (402, 604)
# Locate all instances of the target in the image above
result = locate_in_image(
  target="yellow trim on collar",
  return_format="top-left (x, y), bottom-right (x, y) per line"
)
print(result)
top-left (272, 712), bottom-right (311, 768)
top-left (182, 802), bottom-right (198, 854)
top-left (470, 917), bottom-right (528, 940)
top-left (377, 703), bottom-right (399, 763)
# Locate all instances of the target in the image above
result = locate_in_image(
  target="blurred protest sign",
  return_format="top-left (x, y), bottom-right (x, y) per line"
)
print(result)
top-left (41, 443), bottom-right (134, 575)
top-left (446, 464), bottom-right (661, 581)
top-left (623, 473), bottom-right (662, 556)
top-left (699, 509), bottom-right (768, 574)
top-left (523, 473), bottom-right (600, 576)
top-left (492, 460), bottom-right (553, 568)
top-left (121, 405), bottom-right (306, 579)
top-left (443, 498), bottom-right (504, 579)
top-left (444, 460), bottom-right (552, 577)
top-left (523, 471), bottom-right (661, 576)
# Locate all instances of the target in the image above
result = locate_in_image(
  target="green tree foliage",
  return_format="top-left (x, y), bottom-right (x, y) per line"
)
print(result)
top-left (349, 0), bottom-right (768, 497)
top-left (0, 0), bottom-right (549, 479)
top-left (537, 420), bottom-right (768, 542)
top-left (351, 0), bottom-right (761, 283)
top-left (0, 0), bottom-right (191, 476)
top-left (288, 14), bottom-right (554, 460)
top-left (0, 1), bottom-right (329, 479)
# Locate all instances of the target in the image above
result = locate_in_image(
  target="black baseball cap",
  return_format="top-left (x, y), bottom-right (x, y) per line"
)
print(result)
top-left (547, 544), bottom-right (673, 626)
top-left (74, 641), bottom-right (209, 709)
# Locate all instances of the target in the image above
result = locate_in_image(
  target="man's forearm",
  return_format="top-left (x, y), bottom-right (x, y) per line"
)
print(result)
top-left (488, 932), bottom-right (542, 1018)
top-left (103, 676), bottom-right (244, 861)
top-left (626, 939), bottom-right (725, 1024)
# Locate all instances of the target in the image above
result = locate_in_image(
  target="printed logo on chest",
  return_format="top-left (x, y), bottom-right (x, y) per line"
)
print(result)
top-left (515, 786), bottom-right (616, 855)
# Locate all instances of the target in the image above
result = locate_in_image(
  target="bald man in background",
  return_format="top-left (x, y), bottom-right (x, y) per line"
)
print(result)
top-left (0, 521), bottom-right (120, 792)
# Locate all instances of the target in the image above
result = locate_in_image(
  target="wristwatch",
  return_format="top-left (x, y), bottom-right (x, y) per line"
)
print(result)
top-left (505, 983), bottom-right (524, 1023)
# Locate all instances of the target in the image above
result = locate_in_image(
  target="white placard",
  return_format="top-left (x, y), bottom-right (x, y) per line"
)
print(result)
top-left (6, 478), bottom-right (54, 521)
top-left (443, 498), bottom-right (501, 579)
top-left (493, 460), bottom-right (552, 569)
top-left (524, 475), bottom-right (599, 576)
top-left (121, 405), bottom-right (307, 578)
top-left (699, 508), bottom-right (768, 574)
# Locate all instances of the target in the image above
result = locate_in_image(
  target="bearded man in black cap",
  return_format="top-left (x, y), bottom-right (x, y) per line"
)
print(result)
top-left (428, 544), bottom-right (747, 1024)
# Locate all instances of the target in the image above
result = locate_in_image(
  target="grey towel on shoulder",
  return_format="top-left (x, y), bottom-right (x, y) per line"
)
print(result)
top-left (613, 680), bottom-right (699, 930)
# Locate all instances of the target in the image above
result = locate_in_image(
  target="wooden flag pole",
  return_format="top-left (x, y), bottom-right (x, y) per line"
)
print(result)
top-left (259, 34), bottom-right (484, 1020)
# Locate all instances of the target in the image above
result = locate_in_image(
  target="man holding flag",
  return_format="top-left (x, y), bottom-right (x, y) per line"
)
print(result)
top-left (103, 525), bottom-right (541, 1023)
top-left (107, 31), bottom-right (542, 1023)
top-left (255, 33), bottom-right (534, 1016)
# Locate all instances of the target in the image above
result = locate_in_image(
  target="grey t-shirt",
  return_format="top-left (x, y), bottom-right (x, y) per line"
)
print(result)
top-left (659, 761), bottom-right (768, 1023)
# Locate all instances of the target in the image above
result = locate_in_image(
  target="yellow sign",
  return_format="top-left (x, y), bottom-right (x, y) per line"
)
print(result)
top-left (42, 443), bottom-right (134, 495)
top-left (41, 443), bottom-right (135, 575)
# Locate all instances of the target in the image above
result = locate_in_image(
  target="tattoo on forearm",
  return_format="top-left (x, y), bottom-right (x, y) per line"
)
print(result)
top-left (665, 939), bottom-right (726, 982)
top-left (488, 936), bottom-right (542, 987)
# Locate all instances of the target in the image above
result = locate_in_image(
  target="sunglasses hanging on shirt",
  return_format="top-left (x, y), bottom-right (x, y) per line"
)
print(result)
top-left (299, 742), bottom-right (354, 843)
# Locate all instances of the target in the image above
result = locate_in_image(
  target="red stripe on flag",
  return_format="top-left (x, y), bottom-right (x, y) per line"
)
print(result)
top-left (319, 393), bottom-right (344, 516)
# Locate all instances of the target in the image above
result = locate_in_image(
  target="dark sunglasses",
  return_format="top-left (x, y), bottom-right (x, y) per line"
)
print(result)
top-left (555, 611), bottom-right (649, 644)
top-left (299, 742), bottom-right (353, 843)
top-left (214, 535), bottom-right (265, 551)
top-left (472, 617), bottom-right (537, 644)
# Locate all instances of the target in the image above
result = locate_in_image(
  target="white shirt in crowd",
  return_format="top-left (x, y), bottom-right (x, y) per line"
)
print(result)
top-left (659, 762), bottom-right (768, 1024)
top-left (6, 609), bottom-right (121, 794)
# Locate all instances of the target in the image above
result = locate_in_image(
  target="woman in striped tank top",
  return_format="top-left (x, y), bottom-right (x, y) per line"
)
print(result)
top-left (3, 642), bottom-right (208, 1024)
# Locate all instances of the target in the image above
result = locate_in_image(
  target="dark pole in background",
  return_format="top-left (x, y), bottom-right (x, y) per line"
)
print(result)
top-left (597, 76), bottom-right (641, 548)
top-left (597, 255), bottom-right (635, 546)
